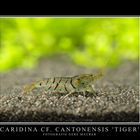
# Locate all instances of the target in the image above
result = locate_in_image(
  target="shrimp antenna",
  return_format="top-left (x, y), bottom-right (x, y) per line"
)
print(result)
top-left (95, 46), bottom-right (118, 79)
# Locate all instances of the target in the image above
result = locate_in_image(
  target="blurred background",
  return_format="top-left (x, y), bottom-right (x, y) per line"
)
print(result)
top-left (0, 18), bottom-right (139, 72)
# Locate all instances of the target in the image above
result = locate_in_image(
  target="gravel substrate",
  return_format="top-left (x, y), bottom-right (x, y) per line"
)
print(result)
top-left (0, 56), bottom-right (139, 122)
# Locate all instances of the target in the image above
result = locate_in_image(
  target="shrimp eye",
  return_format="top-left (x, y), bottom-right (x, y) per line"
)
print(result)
top-left (39, 83), bottom-right (42, 86)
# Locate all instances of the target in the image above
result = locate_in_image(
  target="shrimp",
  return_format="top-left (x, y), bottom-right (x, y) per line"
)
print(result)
top-left (23, 71), bottom-right (104, 100)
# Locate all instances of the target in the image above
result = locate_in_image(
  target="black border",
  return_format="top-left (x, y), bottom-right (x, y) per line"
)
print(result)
top-left (0, 1), bottom-right (139, 137)
top-left (0, 0), bottom-right (140, 16)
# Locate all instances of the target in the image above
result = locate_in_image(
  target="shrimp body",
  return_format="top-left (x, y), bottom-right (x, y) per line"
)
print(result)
top-left (23, 71), bottom-right (103, 95)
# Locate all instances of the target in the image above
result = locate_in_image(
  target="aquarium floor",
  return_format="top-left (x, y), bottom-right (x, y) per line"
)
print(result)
top-left (0, 57), bottom-right (139, 122)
